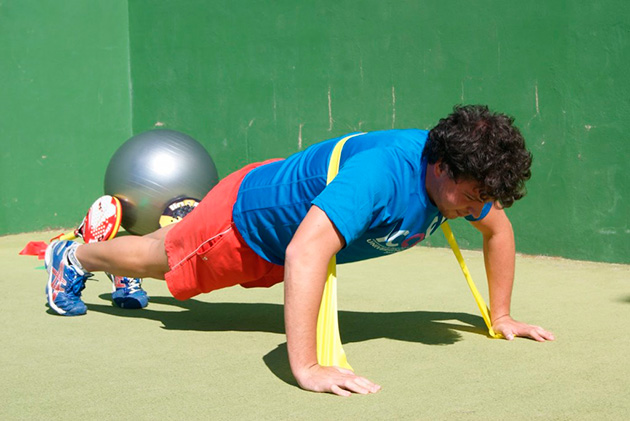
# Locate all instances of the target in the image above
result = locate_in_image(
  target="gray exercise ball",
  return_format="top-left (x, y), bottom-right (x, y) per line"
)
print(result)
top-left (104, 129), bottom-right (219, 235)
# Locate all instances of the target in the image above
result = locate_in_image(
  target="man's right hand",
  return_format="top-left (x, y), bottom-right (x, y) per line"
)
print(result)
top-left (284, 206), bottom-right (381, 397)
top-left (295, 364), bottom-right (381, 397)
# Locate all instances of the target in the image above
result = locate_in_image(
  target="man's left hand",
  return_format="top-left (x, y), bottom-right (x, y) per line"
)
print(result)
top-left (492, 315), bottom-right (555, 342)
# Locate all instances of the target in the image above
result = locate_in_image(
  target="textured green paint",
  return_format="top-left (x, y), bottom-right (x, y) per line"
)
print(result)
top-left (0, 1), bottom-right (132, 234)
top-left (3, 230), bottom-right (630, 418)
top-left (1, 1), bottom-right (628, 263)
top-left (128, 1), bottom-right (629, 263)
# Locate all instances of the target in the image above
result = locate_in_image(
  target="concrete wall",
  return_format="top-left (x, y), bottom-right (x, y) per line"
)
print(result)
top-left (2, 1), bottom-right (629, 263)
top-left (0, 1), bottom-right (132, 233)
top-left (127, 1), bottom-right (630, 263)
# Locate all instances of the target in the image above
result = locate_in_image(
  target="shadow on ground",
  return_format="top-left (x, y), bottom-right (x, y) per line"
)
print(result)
top-left (92, 294), bottom-right (488, 386)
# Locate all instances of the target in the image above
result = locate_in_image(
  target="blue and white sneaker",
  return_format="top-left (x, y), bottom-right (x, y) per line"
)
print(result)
top-left (45, 240), bottom-right (91, 316)
top-left (107, 273), bottom-right (149, 309)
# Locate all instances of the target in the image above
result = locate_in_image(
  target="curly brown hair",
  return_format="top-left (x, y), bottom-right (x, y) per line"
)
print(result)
top-left (423, 105), bottom-right (532, 208)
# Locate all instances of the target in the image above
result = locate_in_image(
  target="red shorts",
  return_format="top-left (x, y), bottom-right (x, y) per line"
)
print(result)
top-left (164, 159), bottom-right (284, 300)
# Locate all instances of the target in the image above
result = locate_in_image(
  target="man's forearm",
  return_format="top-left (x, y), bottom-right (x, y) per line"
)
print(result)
top-left (472, 206), bottom-right (516, 322)
top-left (283, 252), bottom-right (328, 380)
top-left (282, 206), bottom-right (344, 382)
top-left (483, 225), bottom-right (515, 322)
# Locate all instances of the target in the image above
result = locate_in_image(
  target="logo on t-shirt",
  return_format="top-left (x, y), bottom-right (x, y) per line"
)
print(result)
top-left (427, 214), bottom-right (445, 236)
top-left (366, 221), bottom-right (426, 254)
top-left (365, 213), bottom-right (445, 255)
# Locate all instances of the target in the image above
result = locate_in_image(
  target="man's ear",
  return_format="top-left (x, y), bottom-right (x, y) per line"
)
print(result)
top-left (434, 160), bottom-right (446, 178)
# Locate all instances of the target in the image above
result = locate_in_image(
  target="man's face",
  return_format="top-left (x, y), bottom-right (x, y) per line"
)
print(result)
top-left (428, 165), bottom-right (490, 220)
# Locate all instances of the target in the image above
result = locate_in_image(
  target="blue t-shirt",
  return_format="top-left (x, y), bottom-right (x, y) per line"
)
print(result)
top-left (232, 129), bottom-right (490, 265)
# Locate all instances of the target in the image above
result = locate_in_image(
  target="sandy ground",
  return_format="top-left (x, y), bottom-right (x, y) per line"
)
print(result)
top-left (2, 230), bottom-right (629, 420)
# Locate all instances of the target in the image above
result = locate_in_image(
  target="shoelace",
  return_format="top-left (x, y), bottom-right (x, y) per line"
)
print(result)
top-left (67, 268), bottom-right (92, 296)
top-left (121, 277), bottom-right (142, 294)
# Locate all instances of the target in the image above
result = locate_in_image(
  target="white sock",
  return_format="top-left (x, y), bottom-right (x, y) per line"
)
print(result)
top-left (66, 244), bottom-right (88, 275)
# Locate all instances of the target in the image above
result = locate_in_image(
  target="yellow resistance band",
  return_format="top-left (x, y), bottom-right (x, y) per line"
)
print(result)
top-left (440, 221), bottom-right (501, 338)
top-left (316, 136), bottom-right (500, 370)
top-left (316, 132), bottom-right (365, 370)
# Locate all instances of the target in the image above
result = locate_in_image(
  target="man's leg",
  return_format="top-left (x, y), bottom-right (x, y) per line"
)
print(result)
top-left (75, 224), bottom-right (174, 279)
top-left (46, 225), bottom-right (175, 316)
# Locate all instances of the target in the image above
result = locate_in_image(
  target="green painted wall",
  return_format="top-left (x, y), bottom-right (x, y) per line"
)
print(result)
top-left (0, 1), bottom-right (132, 234)
top-left (127, 0), bottom-right (629, 263)
top-left (2, 1), bottom-right (628, 264)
